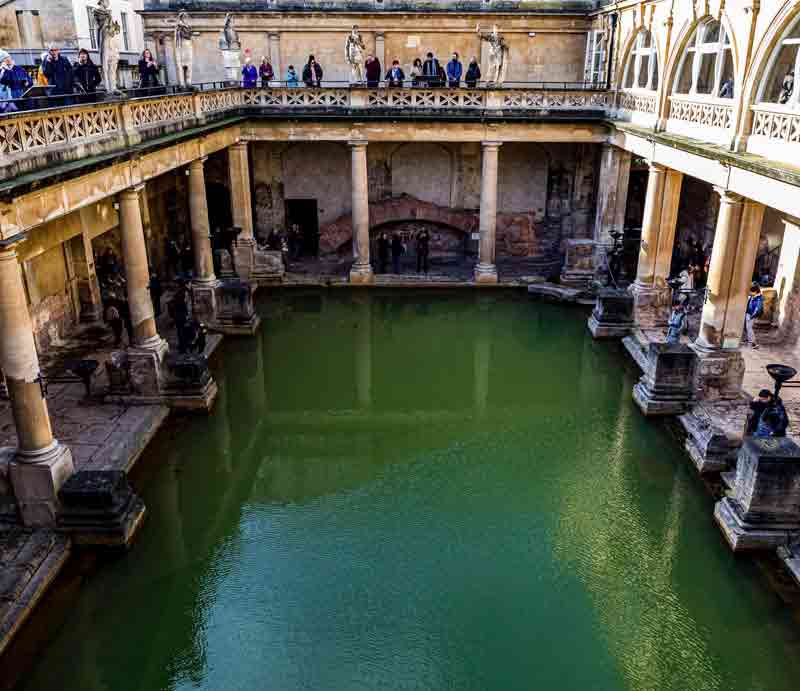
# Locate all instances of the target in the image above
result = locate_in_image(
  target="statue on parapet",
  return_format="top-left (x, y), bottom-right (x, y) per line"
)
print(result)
top-left (94, 0), bottom-right (121, 93)
top-left (345, 25), bottom-right (366, 83)
top-left (221, 13), bottom-right (241, 50)
top-left (173, 11), bottom-right (194, 87)
top-left (476, 24), bottom-right (509, 85)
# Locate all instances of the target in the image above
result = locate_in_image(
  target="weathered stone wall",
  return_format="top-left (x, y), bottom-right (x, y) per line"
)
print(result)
top-left (251, 139), bottom-right (596, 259)
top-left (140, 10), bottom-right (590, 85)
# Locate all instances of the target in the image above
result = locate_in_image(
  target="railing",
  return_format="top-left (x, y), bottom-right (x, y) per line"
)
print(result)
top-left (750, 103), bottom-right (800, 146)
top-left (667, 94), bottom-right (734, 130)
top-left (617, 90), bottom-right (657, 115)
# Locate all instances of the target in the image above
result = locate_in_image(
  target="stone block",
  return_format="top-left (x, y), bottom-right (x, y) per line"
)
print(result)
top-left (252, 250), bottom-right (285, 283)
top-left (633, 343), bottom-right (696, 416)
top-left (57, 470), bottom-right (146, 548)
top-left (350, 268), bottom-right (376, 285)
top-left (192, 281), bottom-right (219, 324)
top-left (714, 438), bottom-right (800, 551)
top-left (690, 346), bottom-right (746, 401)
top-left (232, 238), bottom-right (256, 281)
top-left (629, 283), bottom-right (670, 327)
top-left (10, 445), bottom-right (75, 528)
top-left (587, 288), bottom-right (634, 339)
top-left (560, 239), bottom-right (595, 288)
top-left (212, 279), bottom-right (261, 335)
top-left (161, 353), bottom-right (218, 412)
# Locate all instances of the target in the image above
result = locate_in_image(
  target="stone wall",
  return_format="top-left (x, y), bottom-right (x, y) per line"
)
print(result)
top-left (140, 10), bottom-right (591, 85)
top-left (251, 140), bottom-right (597, 260)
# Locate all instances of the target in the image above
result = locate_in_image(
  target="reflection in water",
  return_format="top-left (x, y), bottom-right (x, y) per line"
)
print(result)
top-left (15, 290), bottom-right (800, 691)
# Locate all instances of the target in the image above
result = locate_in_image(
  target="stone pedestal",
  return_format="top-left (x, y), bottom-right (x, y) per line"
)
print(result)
top-left (561, 239), bottom-right (596, 288)
top-left (633, 343), bottom-right (697, 416)
top-left (629, 282), bottom-right (671, 327)
top-left (191, 280), bottom-right (221, 326)
top-left (690, 344), bottom-right (746, 401)
top-left (232, 238), bottom-right (256, 280)
top-left (10, 443), bottom-right (75, 527)
top-left (213, 279), bottom-right (261, 335)
top-left (715, 438), bottom-right (800, 551)
top-left (106, 338), bottom-right (169, 402)
top-left (588, 288), bottom-right (634, 339)
top-left (57, 470), bottom-right (146, 548)
top-left (252, 249), bottom-right (285, 283)
top-left (221, 48), bottom-right (241, 83)
top-left (161, 353), bottom-right (219, 411)
top-left (680, 406), bottom-right (743, 474)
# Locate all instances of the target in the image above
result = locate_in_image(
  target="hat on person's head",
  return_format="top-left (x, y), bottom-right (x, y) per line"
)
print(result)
top-left (751, 281), bottom-right (761, 290)
top-left (759, 389), bottom-right (773, 398)
top-left (0, 50), bottom-right (10, 63)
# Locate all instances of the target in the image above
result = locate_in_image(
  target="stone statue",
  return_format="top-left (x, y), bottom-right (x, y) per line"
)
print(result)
top-left (345, 25), bottom-right (366, 83)
top-left (221, 13), bottom-right (240, 50)
top-left (476, 24), bottom-right (509, 85)
top-left (94, 0), bottom-right (121, 93)
top-left (174, 11), bottom-right (194, 87)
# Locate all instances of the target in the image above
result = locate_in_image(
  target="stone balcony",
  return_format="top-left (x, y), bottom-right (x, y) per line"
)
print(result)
top-left (0, 84), bottom-right (610, 185)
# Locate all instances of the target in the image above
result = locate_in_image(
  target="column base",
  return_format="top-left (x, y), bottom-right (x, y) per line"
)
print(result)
top-left (232, 238), bottom-right (256, 281)
top-left (714, 497), bottom-right (799, 552)
top-left (350, 265), bottom-right (375, 285)
top-left (253, 249), bottom-right (285, 283)
top-left (57, 470), bottom-right (146, 548)
top-left (212, 279), bottom-right (262, 336)
top-left (629, 282), bottom-right (671, 327)
top-left (474, 263), bottom-right (498, 285)
top-left (10, 442), bottom-right (75, 528)
top-left (688, 343), bottom-right (746, 401)
top-left (106, 338), bottom-right (168, 402)
top-left (587, 288), bottom-right (634, 339)
top-left (192, 279), bottom-right (221, 325)
top-left (632, 343), bottom-right (697, 416)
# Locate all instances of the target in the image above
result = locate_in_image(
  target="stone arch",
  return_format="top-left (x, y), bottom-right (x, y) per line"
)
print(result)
top-left (319, 195), bottom-right (478, 256)
top-left (616, 27), bottom-right (663, 92)
top-left (390, 143), bottom-right (454, 208)
top-left (664, 11), bottom-right (741, 104)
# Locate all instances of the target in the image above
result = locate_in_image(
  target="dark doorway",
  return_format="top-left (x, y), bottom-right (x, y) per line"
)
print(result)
top-left (286, 199), bottom-right (320, 257)
top-left (207, 183), bottom-right (233, 233)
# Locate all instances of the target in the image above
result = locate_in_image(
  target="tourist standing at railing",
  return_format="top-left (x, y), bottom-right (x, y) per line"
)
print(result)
top-left (391, 232), bottom-right (404, 274)
top-left (138, 49), bottom-right (160, 92)
top-left (43, 45), bottom-right (75, 103)
top-left (377, 232), bottom-right (390, 273)
top-left (385, 60), bottom-right (405, 87)
top-left (259, 57), bottom-right (274, 88)
top-left (365, 54), bottom-right (381, 88)
top-left (286, 65), bottom-right (299, 87)
top-left (410, 58), bottom-right (423, 87)
top-left (242, 55), bottom-right (258, 88)
top-left (744, 283), bottom-right (764, 350)
top-left (422, 52), bottom-right (441, 87)
top-left (74, 49), bottom-right (101, 102)
top-left (446, 53), bottom-right (462, 88)
top-left (303, 55), bottom-right (323, 87)
top-left (465, 58), bottom-right (481, 88)
top-left (0, 52), bottom-right (30, 111)
top-left (416, 229), bottom-right (430, 274)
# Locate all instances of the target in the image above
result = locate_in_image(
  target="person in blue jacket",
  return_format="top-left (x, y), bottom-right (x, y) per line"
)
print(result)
top-left (446, 52), bottom-right (463, 88)
top-left (0, 54), bottom-right (32, 100)
top-left (241, 55), bottom-right (258, 88)
top-left (285, 65), bottom-right (299, 87)
top-left (744, 282), bottom-right (764, 349)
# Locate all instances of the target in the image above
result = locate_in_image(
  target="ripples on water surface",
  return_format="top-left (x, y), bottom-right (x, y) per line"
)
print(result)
top-left (15, 290), bottom-right (800, 691)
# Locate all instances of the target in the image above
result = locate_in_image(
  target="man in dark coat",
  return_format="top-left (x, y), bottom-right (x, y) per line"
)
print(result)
top-left (422, 52), bottom-right (441, 87)
top-left (73, 49), bottom-right (101, 100)
top-left (385, 60), bottom-right (405, 87)
top-left (416, 229), bottom-right (430, 274)
top-left (365, 54), bottom-right (381, 87)
top-left (391, 232), bottom-right (404, 274)
top-left (42, 46), bottom-right (75, 101)
top-left (377, 232), bottom-right (390, 273)
top-left (302, 55), bottom-right (323, 87)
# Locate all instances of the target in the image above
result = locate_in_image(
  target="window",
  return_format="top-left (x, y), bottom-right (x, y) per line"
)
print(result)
top-left (623, 30), bottom-right (658, 90)
top-left (674, 20), bottom-right (734, 98)
top-left (760, 18), bottom-right (800, 105)
top-left (87, 6), bottom-right (98, 50)
top-left (121, 12), bottom-right (129, 51)
top-left (585, 30), bottom-right (605, 85)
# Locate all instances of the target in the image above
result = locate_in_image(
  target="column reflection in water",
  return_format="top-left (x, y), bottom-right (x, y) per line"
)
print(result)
top-left (354, 293), bottom-right (372, 411)
top-left (473, 295), bottom-right (492, 421)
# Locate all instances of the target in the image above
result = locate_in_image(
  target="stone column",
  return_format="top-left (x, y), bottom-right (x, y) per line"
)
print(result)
top-left (188, 158), bottom-right (216, 284)
top-left (188, 158), bottom-right (220, 323)
top-left (268, 33), bottom-right (281, 83)
top-left (349, 141), bottom-right (374, 284)
top-left (475, 141), bottom-right (502, 284)
top-left (629, 164), bottom-right (683, 325)
top-left (692, 191), bottom-right (764, 400)
top-left (119, 187), bottom-right (162, 348)
top-left (594, 144), bottom-right (632, 246)
top-left (1, 241), bottom-right (74, 526)
top-left (229, 142), bottom-right (257, 280)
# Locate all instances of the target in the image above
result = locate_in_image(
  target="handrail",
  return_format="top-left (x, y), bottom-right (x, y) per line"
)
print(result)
top-left (0, 80), bottom-right (608, 115)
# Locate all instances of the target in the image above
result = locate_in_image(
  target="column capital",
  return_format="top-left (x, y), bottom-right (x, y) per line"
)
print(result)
top-left (713, 187), bottom-right (745, 205)
top-left (348, 140), bottom-right (368, 149)
top-left (647, 161), bottom-right (666, 174)
top-left (230, 140), bottom-right (248, 152)
top-left (119, 184), bottom-right (145, 201)
top-left (189, 157), bottom-right (208, 170)
top-left (481, 141), bottom-right (503, 150)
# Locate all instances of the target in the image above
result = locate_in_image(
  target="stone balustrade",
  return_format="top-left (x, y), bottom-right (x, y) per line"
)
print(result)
top-left (747, 103), bottom-right (800, 160)
top-left (666, 94), bottom-right (735, 145)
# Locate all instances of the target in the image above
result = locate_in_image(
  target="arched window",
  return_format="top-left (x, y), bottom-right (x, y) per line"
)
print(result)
top-left (760, 18), bottom-right (800, 105)
top-left (623, 30), bottom-right (659, 90)
top-left (675, 20), bottom-right (735, 98)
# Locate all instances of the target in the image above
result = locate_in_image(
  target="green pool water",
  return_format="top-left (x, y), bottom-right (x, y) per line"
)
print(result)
top-left (15, 290), bottom-right (800, 691)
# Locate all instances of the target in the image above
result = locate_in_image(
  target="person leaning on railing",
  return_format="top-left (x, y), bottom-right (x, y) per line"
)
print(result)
top-left (42, 44), bottom-right (75, 105)
top-left (385, 60), bottom-right (405, 87)
top-left (259, 57), bottom-right (274, 88)
top-left (138, 49), bottom-right (160, 95)
top-left (0, 50), bottom-right (32, 112)
top-left (465, 58), bottom-right (481, 88)
top-left (73, 49), bottom-right (101, 103)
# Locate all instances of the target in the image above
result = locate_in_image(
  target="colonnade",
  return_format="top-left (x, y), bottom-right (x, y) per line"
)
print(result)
top-left (346, 139), bottom-right (502, 284)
